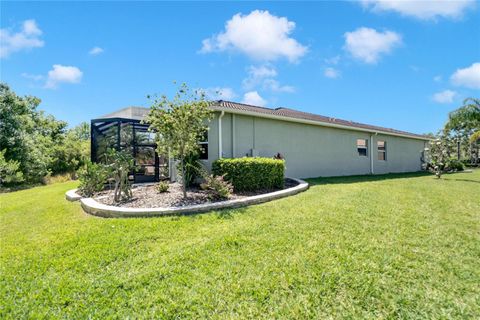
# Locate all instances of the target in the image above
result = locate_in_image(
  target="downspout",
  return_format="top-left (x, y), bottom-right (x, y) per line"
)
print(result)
top-left (370, 132), bottom-right (377, 174)
top-left (218, 111), bottom-right (225, 159)
top-left (232, 114), bottom-right (236, 158)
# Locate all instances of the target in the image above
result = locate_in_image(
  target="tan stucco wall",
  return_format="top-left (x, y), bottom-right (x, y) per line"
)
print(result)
top-left (207, 112), bottom-right (426, 179)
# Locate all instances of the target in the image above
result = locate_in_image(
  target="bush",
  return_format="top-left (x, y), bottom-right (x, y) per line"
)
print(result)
top-left (446, 159), bottom-right (465, 171)
top-left (77, 161), bottom-right (107, 197)
top-left (200, 175), bottom-right (233, 200)
top-left (42, 172), bottom-right (74, 185)
top-left (212, 157), bottom-right (285, 192)
top-left (0, 149), bottom-right (24, 186)
top-left (157, 180), bottom-right (169, 193)
top-left (103, 149), bottom-right (136, 202)
top-left (178, 153), bottom-right (201, 187)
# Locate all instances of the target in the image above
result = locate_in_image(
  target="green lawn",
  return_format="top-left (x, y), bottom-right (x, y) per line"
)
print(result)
top-left (1, 171), bottom-right (479, 319)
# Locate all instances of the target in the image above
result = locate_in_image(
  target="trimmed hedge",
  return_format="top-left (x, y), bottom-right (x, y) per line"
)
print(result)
top-left (212, 157), bottom-right (285, 192)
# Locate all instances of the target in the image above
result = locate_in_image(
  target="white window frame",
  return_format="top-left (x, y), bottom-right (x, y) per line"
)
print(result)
top-left (378, 140), bottom-right (387, 161)
top-left (357, 139), bottom-right (368, 157)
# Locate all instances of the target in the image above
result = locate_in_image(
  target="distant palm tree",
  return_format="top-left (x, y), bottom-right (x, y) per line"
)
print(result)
top-left (447, 97), bottom-right (480, 131)
top-left (445, 98), bottom-right (479, 163)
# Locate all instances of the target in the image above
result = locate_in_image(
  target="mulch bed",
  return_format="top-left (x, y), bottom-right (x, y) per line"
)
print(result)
top-left (94, 178), bottom-right (298, 208)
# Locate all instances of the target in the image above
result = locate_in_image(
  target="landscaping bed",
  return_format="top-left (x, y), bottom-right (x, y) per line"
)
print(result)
top-left (93, 178), bottom-right (299, 208)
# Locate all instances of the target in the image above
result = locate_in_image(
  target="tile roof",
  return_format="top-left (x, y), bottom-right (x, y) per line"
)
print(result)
top-left (213, 100), bottom-right (429, 140)
top-left (95, 101), bottom-right (429, 140)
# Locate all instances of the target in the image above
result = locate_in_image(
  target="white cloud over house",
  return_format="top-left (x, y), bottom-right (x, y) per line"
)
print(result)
top-left (344, 27), bottom-right (402, 64)
top-left (243, 65), bottom-right (294, 93)
top-left (89, 46), bottom-right (104, 55)
top-left (360, 0), bottom-right (475, 20)
top-left (324, 55), bottom-right (340, 65)
top-left (262, 79), bottom-right (295, 93)
top-left (324, 67), bottom-right (340, 79)
top-left (432, 90), bottom-right (456, 104)
top-left (242, 91), bottom-right (267, 106)
top-left (45, 64), bottom-right (83, 89)
top-left (21, 73), bottom-right (44, 81)
top-left (450, 62), bottom-right (480, 89)
top-left (200, 10), bottom-right (307, 62)
top-left (0, 19), bottom-right (44, 58)
top-left (201, 87), bottom-right (237, 100)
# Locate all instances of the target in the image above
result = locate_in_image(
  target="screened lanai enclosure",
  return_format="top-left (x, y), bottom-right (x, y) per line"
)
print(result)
top-left (91, 107), bottom-right (168, 183)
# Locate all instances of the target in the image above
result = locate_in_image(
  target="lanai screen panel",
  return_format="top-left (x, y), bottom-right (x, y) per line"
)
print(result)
top-left (91, 118), bottom-right (166, 182)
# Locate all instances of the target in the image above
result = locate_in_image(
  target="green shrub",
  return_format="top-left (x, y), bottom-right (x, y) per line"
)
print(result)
top-left (178, 153), bottom-right (201, 187)
top-left (212, 157), bottom-right (285, 192)
top-left (200, 175), bottom-right (233, 200)
top-left (446, 159), bottom-right (465, 171)
top-left (157, 180), bottom-right (169, 193)
top-left (103, 149), bottom-right (136, 202)
top-left (0, 149), bottom-right (24, 186)
top-left (77, 161), bottom-right (107, 197)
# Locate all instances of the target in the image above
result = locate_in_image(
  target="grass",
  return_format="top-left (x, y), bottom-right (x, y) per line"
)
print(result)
top-left (1, 171), bottom-right (479, 319)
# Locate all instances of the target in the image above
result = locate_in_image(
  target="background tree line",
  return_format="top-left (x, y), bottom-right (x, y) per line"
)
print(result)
top-left (427, 97), bottom-right (480, 177)
top-left (0, 83), bottom-right (90, 187)
top-left (1, 82), bottom-right (478, 187)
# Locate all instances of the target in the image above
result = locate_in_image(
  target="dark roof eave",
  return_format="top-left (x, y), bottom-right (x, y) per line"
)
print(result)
top-left (211, 100), bottom-right (430, 141)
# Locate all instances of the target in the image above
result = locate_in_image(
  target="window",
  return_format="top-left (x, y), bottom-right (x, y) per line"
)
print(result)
top-left (198, 131), bottom-right (208, 160)
top-left (357, 139), bottom-right (368, 156)
top-left (378, 141), bottom-right (387, 161)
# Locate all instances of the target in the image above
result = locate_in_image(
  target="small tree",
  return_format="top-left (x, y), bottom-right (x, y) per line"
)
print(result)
top-left (104, 149), bottom-right (136, 202)
top-left (145, 83), bottom-right (213, 198)
top-left (425, 133), bottom-right (454, 178)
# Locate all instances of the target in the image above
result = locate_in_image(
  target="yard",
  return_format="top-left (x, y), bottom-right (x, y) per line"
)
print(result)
top-left (1, 171), bottom-right (479, 319)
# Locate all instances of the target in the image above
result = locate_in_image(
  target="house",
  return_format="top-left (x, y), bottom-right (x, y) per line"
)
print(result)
top-left (91, 100), bottom-right (429, 183)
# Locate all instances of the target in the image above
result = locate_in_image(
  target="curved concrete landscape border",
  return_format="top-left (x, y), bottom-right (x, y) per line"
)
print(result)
top-left (69, 178), bottom-right (308, 218)
top-left (65, 189), bottom-right (82, 202)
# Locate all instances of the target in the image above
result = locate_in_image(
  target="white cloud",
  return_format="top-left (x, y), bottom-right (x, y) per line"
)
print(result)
top-left (324, 55), bottom-right (340, 65)
top-left (433, 75), bottom-right (442, 82)
top-left (201, 87), bottom-right (237, 100)
top-left (263, 79), bottom-right (295, 93)
top-left (242, 65), bottom-right (294, 93)
top-left (248, 65), bottom-right (278, 79)
top-left (200, 10), bottom-right (307, 62)
top-left (344, 27), bottom-right (402, 64)
top-left (45, 64), bottom-right (83, 89)
top-left (242, 65), bottom-right (277, 89)
top-left (432, 90), bottom-right (456, 103)
top-left (21, 73), bottom-right (44, 81)
top-left (324, 67), bottom-right (340, 79)
top-left (242, 91), bottom-right (267, 106)
top-left (360, 0), bottom-right (475, 20)
top-left (409, 65), bottom-right (420, 72)
top-left (89, 46), bottom-right (104, 55)
top-left (450, 62), bottom-right (480, 89)
top-left (0, 19), bottom-right (44, 58)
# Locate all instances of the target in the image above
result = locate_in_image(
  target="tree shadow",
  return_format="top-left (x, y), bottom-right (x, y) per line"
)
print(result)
top-left (215, 207), bottom-right (249, 219)
top-left (443, 178), bottom-right (480, 184)
top-left (307, 171), bottom-right (431, 186)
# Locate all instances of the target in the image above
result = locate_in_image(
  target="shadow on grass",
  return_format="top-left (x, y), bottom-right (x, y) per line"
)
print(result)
top-left (306, 171), bottom-right (431, 186)
top-left (443, 178), bottom-right (480, 184)
top-left (216, 207), bottom-right (249, 219)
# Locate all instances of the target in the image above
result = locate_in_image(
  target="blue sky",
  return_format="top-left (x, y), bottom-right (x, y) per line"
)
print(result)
top-left (1, 1), bottom-right (479, 134)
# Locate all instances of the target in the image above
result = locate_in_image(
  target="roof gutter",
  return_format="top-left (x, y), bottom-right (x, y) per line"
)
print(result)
top-left (210, 105), bottom-right (429, 141)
